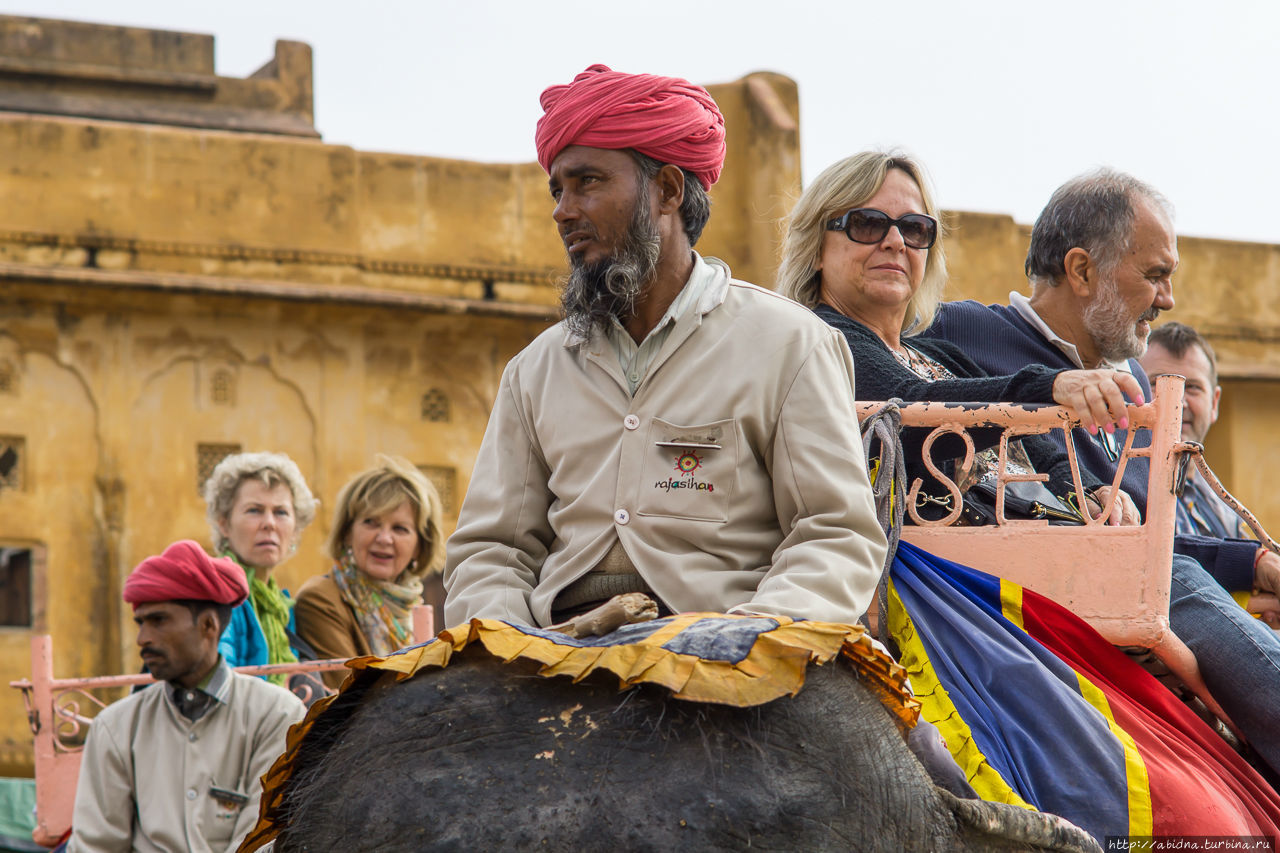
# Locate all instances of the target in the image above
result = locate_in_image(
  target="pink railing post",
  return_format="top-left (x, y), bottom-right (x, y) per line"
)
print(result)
top-left (1143, 373), bottom-right (1184, 598)
top-left (412, 604), bottom-right (435, 643)
top-left (28, 635), bottom-right (78, 847)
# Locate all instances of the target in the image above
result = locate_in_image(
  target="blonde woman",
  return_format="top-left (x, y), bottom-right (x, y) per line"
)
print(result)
top-left (295, 456), bottom-right (444, 687)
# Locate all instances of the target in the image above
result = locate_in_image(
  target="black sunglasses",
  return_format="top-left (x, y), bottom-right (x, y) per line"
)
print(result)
top-left (826, 208), bottom-right (938, 250)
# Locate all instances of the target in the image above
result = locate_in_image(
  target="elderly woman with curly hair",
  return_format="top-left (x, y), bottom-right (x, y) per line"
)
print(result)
top-left (295, 456), bottom-right (444, 687)
top-left (203, 451), bottom-right (318, 683)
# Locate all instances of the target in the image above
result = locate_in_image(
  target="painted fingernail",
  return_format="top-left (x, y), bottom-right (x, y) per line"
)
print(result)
top-left (1119, 417), bottom-right (1129, 429)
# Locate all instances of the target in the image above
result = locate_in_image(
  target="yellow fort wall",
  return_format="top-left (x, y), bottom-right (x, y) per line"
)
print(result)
top-left (2, 16), bottom-right (1278, 775)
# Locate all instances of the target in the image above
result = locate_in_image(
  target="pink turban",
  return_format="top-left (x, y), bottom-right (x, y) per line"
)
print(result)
top-left (535, 64), bottom-right (726, 190)
top-left (123, 540), bottom-right (249, 608)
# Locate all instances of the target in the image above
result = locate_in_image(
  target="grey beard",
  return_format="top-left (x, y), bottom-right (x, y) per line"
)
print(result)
top-left (1083, 276), bottom-right (1159, 364)
top-left (560, 203), bottom-right (661, 341)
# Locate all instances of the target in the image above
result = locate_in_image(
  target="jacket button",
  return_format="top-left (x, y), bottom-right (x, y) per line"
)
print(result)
top-left (189, 732), bottom-right (198, 742)
top-left (623, 414), bottom-right (640, 430)
top-left (186, 789), bottom-right (197, 801)
top-left (614, 509), bottom-right (630, 525)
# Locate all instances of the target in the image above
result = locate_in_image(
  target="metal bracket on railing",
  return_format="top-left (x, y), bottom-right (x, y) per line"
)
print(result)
top-left (1172, 440), bottom-right (1201, 497)
top-left (14, 683), bottom-right (39, 735)
top-left (1174, 441), bottom-right (1280, 555)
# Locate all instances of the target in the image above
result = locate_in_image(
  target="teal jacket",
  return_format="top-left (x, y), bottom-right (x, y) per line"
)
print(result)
top-left (218, 594), bottom-right (298, 668)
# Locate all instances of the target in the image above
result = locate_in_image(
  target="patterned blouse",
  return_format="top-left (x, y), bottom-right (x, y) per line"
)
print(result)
top-left (892, 342), bottom-right (1035, 491)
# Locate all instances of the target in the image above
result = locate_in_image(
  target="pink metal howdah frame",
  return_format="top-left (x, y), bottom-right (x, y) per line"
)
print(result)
top-left (857, 374), bottom-right (1185, 647)
top-left (857, 374), bottom-right (1249, 740)
top-left (10, 605), bottom-right (435, 847)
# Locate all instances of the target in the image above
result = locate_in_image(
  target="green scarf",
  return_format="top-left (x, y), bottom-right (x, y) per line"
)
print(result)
top-left (225, 551), bottom-right (296, 685)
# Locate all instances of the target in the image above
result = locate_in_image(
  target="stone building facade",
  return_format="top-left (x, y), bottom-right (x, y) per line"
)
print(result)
top-left (2, 15), bottom-right (1278, 773)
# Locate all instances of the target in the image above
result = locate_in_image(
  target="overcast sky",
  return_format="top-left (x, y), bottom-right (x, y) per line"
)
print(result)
top-left (13, 1), bottom-right (1280, 244)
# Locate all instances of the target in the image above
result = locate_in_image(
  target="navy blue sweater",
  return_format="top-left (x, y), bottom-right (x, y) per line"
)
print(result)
top-left (926, 299), bottom-right (1257, 592)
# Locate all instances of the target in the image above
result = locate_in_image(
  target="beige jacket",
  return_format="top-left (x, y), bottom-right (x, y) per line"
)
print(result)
top-left (444, 255), bottom-right (886, 628)
top-left (67, 666), bottom-right (304, 853)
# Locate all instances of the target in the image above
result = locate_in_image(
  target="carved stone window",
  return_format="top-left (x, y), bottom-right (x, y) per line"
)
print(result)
top-left (420, 389), bottom-right (450, 423)
top-left (418, 464), bottom-right (457, 515)
top-left (0, 360), bottom-right (15, 395)
top-left (210, 369), bottom-right (236, 406)
top-left (0, 436), bottom-right (24, 492)
top-left (0, 547), bottom-right (32, 627)
top-left (197, 442), bottom-right (242, 493)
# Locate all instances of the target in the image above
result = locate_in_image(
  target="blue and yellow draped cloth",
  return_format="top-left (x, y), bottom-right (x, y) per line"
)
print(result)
top-left (889, 540), bottom-right (1280, 843)
top-left (242, 614), bottom-right (917, 851)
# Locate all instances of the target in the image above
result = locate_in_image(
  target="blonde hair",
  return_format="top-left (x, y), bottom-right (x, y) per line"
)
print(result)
top-left (777, 150), bottom-right (948, 335)
top-left (204, 451), bottom-right (317, 554)
top-left (325, 455), bottom-right (445, 579)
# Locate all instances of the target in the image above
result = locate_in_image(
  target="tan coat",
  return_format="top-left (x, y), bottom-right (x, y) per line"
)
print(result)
top-left (444, 256), bottom-right (886, 628)
top-left (67, 669), bottom-right (304, 853)
top-left (294, 573), bottom-right (371, 689)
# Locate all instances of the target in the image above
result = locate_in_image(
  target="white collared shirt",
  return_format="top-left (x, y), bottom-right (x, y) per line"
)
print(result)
top-left (604, 258), bottom-right (716, 394)
top-left (605, 261), bottom-right (711, 396)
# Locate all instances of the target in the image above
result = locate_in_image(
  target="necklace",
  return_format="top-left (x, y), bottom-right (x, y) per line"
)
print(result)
top-left (889, 344), bottom-right (916, 369)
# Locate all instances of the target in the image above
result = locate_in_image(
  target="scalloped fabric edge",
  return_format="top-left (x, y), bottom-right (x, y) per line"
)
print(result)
top-left (241, 613), bottom-right (918, 851)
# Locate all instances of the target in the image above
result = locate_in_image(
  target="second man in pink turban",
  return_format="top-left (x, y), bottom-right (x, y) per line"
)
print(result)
top-left (68, 544), bottom-right (304, 853)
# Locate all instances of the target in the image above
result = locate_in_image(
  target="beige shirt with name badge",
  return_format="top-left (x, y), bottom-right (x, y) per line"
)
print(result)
top-left (68, 665), bottom-right (304, 853)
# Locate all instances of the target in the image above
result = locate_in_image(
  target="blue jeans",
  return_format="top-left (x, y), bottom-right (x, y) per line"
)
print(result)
top-left (1169, 553), bottom-right (1280, 774)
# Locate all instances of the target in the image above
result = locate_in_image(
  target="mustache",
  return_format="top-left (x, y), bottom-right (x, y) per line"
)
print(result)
top-left (566, 229), bottom-right (599, 268)
top-left (1139, 307), bottom-right (1160, 323)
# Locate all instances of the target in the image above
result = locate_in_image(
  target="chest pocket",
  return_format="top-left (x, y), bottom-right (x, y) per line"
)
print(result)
top-left (636, 417), bottom-right (737, 523)
top-left (204, 784), bottom-right (249, 844)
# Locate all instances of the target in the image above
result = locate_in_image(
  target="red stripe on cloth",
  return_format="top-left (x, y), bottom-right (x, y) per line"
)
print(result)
top-left (1018, 586), bottom-right (1280, 836)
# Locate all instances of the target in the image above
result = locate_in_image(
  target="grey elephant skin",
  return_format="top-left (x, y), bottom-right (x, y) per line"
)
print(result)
top-left (262, 651), bottom-right (1100, 852)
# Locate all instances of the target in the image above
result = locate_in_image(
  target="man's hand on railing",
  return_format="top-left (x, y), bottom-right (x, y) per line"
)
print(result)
top-left (1086, 485), bottom-right (1142, 526)
top-left (1254, 549), bottom-right (1280, 600)
top-left (1051, 369), bottom-right (1146, 436)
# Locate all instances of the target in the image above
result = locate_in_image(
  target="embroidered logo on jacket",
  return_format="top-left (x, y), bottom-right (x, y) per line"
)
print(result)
top-left (654, 476), bottom-right (715, 493)
top-left (655, 450), bottom-right (715, 493)
top-left (674, 450), bottom-right (703, 476)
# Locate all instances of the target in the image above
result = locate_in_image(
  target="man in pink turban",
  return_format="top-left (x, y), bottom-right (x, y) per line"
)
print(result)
top-left (68, 541), bottom-right (304, 853)
top-left (446, 66), bottom-right (887, 644)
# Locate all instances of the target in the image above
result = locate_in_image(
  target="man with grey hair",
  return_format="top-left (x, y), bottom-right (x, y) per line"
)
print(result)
top-left (926, 167), bottom-right (1280, 777)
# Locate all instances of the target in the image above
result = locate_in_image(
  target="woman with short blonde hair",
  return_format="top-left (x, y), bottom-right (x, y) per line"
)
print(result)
top-left (296, 456), bottom-right (444, 686)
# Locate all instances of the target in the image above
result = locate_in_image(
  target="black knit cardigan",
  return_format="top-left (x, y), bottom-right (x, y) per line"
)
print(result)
top-left (815, 303), bottom-right (1104, 500)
